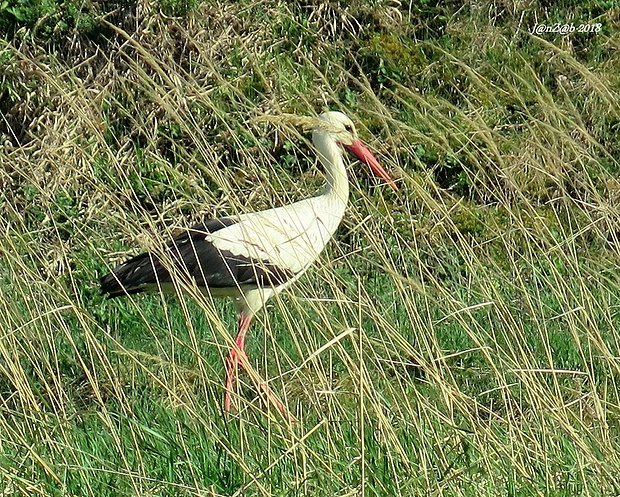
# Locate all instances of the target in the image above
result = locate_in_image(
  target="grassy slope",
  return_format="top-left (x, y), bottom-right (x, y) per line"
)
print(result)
top-left (1, 0), bottom-right (620, 495)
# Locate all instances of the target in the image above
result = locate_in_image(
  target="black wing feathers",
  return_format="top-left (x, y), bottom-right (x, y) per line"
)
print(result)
top-left (100, 217), bottom-right (295, 298)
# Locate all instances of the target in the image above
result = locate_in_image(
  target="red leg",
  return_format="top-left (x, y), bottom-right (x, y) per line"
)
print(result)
top-left (223, 313), bottom-right (293, 420)
top-left (224, 313), bottom-right (252, 412)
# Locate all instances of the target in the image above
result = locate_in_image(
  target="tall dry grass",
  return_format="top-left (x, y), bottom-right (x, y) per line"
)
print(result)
top-left (1, 1), bottom-right (620, 494)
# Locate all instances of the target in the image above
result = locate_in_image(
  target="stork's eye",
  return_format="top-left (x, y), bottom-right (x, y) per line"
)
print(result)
top-left (344, 123), bottom-right (353, 133)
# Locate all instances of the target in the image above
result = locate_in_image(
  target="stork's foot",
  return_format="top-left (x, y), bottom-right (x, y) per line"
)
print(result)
top-left (223, 313), bottom-right (294, 421)
top-left (223, 347), bottom-right (293, 421)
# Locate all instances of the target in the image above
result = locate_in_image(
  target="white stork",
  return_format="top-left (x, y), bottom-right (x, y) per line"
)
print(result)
top-left (100, 111), bottom-right (397, 414)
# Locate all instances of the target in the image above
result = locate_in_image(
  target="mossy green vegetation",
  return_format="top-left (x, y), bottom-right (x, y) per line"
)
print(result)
top-left (1, 0), bottom-right (620, 495)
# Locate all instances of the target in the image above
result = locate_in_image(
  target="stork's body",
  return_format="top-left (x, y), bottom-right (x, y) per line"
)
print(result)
top-left (100, 111), bottom-right (396, 414)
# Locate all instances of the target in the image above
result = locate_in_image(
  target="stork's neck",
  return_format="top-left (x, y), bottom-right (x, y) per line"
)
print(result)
top-left (312, 130), bottom-right (349, 204)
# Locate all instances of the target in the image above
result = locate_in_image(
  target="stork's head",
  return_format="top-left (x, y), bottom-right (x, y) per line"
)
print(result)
top-left (317, 111), bottom-right (359, 145)
top-left (317, 111), bottom-right (398, 191)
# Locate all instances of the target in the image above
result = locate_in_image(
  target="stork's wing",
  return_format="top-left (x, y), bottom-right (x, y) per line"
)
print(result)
top-left (100, 217), bottom-right (295, 298)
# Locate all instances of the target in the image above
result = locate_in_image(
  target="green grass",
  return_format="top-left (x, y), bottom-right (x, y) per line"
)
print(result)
top-left (1, 0), bottom-right (620, 495)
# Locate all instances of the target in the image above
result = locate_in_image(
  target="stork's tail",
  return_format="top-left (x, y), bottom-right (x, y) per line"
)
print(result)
top-left (100, 252), bottom-right (158, 298)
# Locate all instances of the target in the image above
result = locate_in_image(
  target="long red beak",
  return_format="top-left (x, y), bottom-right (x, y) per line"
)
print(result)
top-left (346, 140), bottom-right (398, 191)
